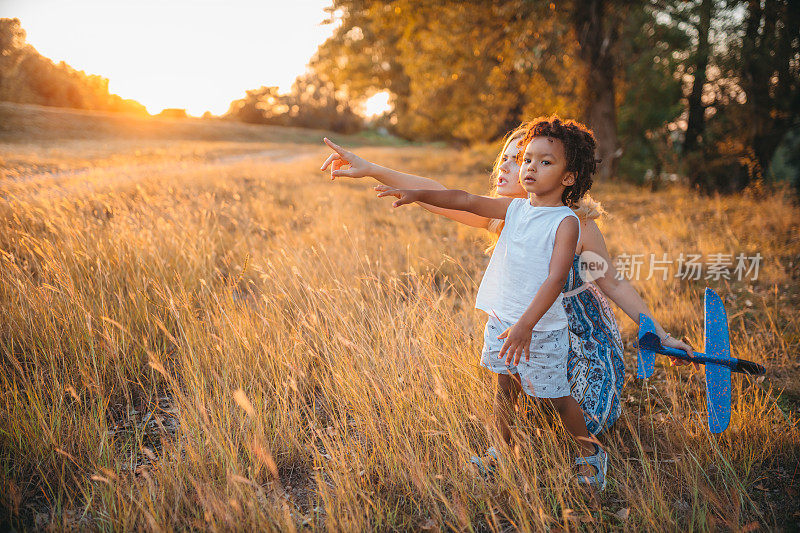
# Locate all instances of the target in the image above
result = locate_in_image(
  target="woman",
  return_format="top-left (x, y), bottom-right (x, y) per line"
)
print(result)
top-left (319, 127), bottom-right (693, 437)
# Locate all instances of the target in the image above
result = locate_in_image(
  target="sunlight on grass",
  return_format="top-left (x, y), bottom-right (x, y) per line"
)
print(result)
top-left (1, 141), bottom-right (798, 530)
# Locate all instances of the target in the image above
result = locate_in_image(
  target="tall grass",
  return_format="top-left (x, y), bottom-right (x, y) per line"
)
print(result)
top-left (1, 144), bottom-right (798, 530)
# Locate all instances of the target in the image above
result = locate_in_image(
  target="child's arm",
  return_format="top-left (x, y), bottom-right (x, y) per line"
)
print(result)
top-left (372, 184), bottom-right (494, 229)
top-left (320, 138), bottom-right (493, 228)
top-left (376, 187), bottom-right (513, 221)
top-left (497, 216), bottom-right (579, 366)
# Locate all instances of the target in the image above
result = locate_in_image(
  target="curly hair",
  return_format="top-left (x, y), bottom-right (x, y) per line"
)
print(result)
top-left (516, 115), bottom-right (599, 207)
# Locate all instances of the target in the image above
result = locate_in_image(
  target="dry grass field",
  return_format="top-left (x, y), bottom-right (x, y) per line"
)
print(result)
top-left (1, 103), bottom-right (799, 531)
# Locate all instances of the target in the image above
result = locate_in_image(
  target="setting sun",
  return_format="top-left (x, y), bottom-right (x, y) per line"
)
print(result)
top-left (363, 91), bottom-right (391, 117)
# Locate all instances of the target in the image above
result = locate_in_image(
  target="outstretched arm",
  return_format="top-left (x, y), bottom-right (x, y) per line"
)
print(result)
top-left (320, 138), bottom-right (493, 228)
top-left (581, 219), bottom-right (695, 359)
top-left (498, 216), bottom-right (579, 365)
top-left (376, 188), bottom-right (513, 220)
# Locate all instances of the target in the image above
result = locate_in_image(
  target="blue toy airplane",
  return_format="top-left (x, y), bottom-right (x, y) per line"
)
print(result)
top-left (637, 288), bottom-right (766, 433)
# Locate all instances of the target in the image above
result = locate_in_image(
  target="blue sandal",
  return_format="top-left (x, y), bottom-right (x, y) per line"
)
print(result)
top-left (575, 444), bottom-right (607, 490)
top-left (470, 446), bottom-right (500, 477)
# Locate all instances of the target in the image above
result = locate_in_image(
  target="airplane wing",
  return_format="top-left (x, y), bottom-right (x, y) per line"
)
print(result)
top-left (704, 288), bottom-right (733, 433)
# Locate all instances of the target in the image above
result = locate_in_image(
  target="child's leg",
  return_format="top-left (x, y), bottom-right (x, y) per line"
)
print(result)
top-left (480, 316), bottom-right (523, 447)
top-left (545, 395), bottom-right (595, 455)
top-left (495, 373), bottom-right (522, 444)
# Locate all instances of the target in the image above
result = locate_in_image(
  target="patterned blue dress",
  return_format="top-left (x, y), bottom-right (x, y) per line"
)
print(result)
top-left (562, 254), bottom-right (625, 435)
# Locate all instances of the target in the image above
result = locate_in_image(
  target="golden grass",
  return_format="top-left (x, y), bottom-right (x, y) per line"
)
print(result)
top-left (1, 126), bottom-right (799, 530)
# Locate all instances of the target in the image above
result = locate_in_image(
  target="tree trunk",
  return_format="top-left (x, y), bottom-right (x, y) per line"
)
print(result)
top-left (572, 0), bottom-right (621, 181)
top-left (740, 0), bottom-right (799, 179)
top-left (586, 67), bottom-right (619, 180)
top-left (683, 0), bottom-right (713, 154)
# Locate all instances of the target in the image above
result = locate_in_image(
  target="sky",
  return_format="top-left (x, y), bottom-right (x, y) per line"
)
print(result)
top-left (0, 0), bottom-right (389, 116)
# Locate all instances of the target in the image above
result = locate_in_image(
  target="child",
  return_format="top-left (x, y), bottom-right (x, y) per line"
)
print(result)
top-left (377, 117), bottom-right (607, 489)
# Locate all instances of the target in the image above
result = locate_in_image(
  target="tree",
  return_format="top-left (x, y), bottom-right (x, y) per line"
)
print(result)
top-left (682, 0), bottom-right (714, 154)
top-left (225, 73), bottom-right (362, 133)
top-left (676, 0), bottom-right (800, 192)
top-left (569, 0), bottom-right (627, 180)
top-left (311, 1), bottom-right (582, 143)
top-left (0, 18), bottom-right (147, 115)
top-left (737, 0), bottom-right (800, 179)
top-left (226, 86), bottom-right (284, 124)
top-left (0, 18), bottom-right (27, 89)
top-left (616, 1), bottom-right (689, 185)
top-left (310, 1), bottom-right (797, 191)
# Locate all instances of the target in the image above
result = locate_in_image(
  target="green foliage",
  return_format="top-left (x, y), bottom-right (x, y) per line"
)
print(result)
top-left (616, 3), bottom-right (689, 184)
top-left (675, 0), bottom-right (800, 192)
top-left (768, 128), bottom-right (800, 192)
top-left (311, 1), bottom-right (799, 194)
top-left (0, 18), bottom-right (147, 115)
top-left (311, 1), bottom-right (685, 178)
top-left (312, 1), bottom-right (581, 144)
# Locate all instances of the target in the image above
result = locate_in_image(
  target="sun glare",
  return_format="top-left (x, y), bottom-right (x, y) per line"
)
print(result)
top-left (363, 91), bottom-right (392, 117)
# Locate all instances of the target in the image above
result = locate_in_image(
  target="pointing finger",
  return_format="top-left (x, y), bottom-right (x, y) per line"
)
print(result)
top-left (323, 137), bottom-right (350, 157)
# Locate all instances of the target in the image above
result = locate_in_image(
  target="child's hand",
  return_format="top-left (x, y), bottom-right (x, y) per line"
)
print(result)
top-left (320, 138), bottom-right (373, 180)
top-left (497, 322), bottom-right (534, 366)
top-left (375, 187), bottom-right (420, 208)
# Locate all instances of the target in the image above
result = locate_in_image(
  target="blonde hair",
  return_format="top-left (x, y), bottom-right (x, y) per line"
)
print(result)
top-left (572, 194), bottom-right (606, 220)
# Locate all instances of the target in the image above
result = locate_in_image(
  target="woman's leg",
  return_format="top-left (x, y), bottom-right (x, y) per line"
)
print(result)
top-left (546, 395), bottom-right (596, 455)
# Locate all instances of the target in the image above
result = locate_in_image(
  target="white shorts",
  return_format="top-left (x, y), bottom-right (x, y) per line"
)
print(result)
top-left (480, 316), bottom-right (570, 399)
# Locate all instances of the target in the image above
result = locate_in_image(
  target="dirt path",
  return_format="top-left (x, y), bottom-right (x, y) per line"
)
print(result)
top-left (2, 145), bottom-right (325, 201)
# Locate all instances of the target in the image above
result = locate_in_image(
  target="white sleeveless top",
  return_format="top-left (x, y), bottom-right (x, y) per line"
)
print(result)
top-left (475, 198), bottom-right (580, 331)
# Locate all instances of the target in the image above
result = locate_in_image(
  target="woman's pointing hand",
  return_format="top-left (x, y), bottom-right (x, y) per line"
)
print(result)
top-left (320, 138), bottom-right (374, 180)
